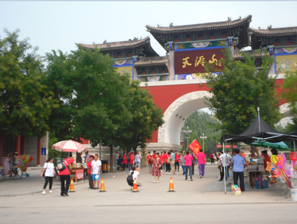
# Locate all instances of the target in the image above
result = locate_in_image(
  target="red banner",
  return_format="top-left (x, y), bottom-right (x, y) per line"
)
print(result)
top-left (217, 145), bottom-right (237, 148)
top-left (174, 48), bottom-right (225, 74)
top-left (189, 139), bottom-right (202, 155)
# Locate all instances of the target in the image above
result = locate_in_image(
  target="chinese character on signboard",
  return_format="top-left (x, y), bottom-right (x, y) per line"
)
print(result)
top-left (174, 48), bottom-right (225, 74)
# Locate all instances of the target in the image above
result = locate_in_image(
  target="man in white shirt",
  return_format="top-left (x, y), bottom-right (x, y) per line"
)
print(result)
top-left (91, 154), bottom-right (101, 189)
top-left (219, 150), bottom-right (232, 181)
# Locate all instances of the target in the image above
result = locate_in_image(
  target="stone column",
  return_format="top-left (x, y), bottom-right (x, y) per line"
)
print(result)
top-left (16, 135), bottom-right (21, 154)
top-left (168, 44), bottom-right (175, 80)
top-left (0, 131), bottom-right (3, 166)
top-left (37, 138), bottom-right (41, 166)
top-left (141, 146), bottom-right (148, 167)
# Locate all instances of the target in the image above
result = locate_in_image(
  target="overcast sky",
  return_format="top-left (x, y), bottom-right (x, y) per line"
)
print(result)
top-left (1, 1), bottom-right (297, 57)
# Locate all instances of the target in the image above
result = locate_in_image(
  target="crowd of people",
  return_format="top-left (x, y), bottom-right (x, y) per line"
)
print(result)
top-left (3, 152), bottom-right (21, 177)
top-left (41, 147), bottom-right (273, 196)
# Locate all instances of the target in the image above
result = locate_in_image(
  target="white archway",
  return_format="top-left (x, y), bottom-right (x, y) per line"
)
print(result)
top-left (156, 96), bottom-right (292, 147)
top-left (158, 91), bottom-right (212, 145)
top-left (279, 103), bottom-right (291, 118)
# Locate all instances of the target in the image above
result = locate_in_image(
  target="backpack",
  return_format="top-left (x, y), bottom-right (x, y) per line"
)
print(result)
top-left (149, 156), bottom-right (153, 163)
top-left (57, 160), bottom-right (68, 171)
top-left (127, 174), bottom-right (133, 186)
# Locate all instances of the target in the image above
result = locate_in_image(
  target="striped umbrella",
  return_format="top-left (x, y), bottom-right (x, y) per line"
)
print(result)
top-left (52, 140), bottom-right (86, 152)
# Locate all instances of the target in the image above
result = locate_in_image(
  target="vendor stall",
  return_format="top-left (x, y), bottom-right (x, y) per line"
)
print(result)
top-left (220, 112), bottom-right (297, 196)
top-left (70, 163), bottom-right (86, 182)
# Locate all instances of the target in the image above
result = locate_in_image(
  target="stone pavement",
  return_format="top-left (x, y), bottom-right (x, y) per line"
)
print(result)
top-left (0, 163), bottom-right (293, 203)
top-left (1, 164), bottom-right (296, 224)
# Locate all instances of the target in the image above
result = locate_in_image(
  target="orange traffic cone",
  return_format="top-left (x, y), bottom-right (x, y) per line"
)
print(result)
top-left (99, 178), bottom-right (106, 192)
top-left (168, 177), bottom-right (175, 192)
top-left (69, 178), bottom-right (75, 192)
top-left (132, 178), bottom-right (138, 192)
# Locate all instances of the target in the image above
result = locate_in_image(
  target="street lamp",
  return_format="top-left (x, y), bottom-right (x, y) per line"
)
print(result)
top-left (182, 126), bottom-right (192, 149)
top-left (200, 133), bottom-right (207, 152)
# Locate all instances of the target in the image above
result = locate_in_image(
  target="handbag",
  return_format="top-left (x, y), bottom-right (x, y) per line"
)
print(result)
top-left (218, 160), bottom-right (222, 169)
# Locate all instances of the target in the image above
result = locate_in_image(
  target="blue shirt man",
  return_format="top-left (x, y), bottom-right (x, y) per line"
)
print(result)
top-left (170, 152), bottom-right (175, 161)
top-left (232, 154), bottom-right (246, 172)
top-left (232, 149), bottom-right (246, 192)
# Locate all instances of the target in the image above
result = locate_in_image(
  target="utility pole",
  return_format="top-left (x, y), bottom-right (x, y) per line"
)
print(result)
top-left (200, 133), bottom-right (207, 152)
top-left (182, 126), bottom-right (192, 149)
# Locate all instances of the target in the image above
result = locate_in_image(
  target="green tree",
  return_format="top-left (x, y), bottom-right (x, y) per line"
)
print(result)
top-left (204, 47), bottom-right (281, 135)
top-left (286, 117), bottom-right (297, 133)
top-left (45, 45), bottom-right (133, 171)
top-left (182, 111), bottom-right (222, 155)
top-left (0, 30), bottom-right (58, 137)
top-left (281, 70), bottom-right (297, 116)
top-left (43, 50), bottom-right (74, 141)
top-left (116, 80), bottom-right (164, 151)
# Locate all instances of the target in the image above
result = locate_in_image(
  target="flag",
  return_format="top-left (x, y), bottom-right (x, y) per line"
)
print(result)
top-left (189, 139), bottom-right (202, 155)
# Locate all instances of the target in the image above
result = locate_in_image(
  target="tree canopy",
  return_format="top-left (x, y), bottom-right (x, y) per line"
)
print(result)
top-left (281, 70), bottom-right (297, 116)
top-left (204, 47), bottom-right (281, 135)
top-left (0, 30), bottom-right (59, 137)
top-left (116, 80), bottom-right (164, 151)
top-left (44, 45), bottom-right (164, 170)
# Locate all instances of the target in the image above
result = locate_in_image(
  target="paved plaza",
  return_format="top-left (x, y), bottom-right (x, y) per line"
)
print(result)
top-left (0, 164), bottom-right (296, 224)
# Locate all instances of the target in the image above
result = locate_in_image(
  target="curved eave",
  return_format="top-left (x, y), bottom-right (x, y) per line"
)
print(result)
top-left (79, 37), bottom-right (154, 52)
top-left (249, 27), bottom-right (297, 37)
top-left (146, 15), bottom-right (252, 34)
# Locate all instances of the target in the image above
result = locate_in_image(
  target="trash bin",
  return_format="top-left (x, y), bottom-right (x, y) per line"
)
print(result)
top-left (101, 160), bottom-right (108, 173)
top-left (54, 158), bottom-right (62, 167)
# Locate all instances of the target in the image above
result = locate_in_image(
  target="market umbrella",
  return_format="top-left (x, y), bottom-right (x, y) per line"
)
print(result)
top-left (52, 140), bottom-right (86, 152)
top-left (248, 140), bottom-right (289, 150)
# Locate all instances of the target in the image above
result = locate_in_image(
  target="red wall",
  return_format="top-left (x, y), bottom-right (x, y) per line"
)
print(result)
top-left (80, 80), bottom-right (286, 145)
top-left (143, 79), bottom-right (286, 143)
top-left (143, 83), bottom-right (211, 142)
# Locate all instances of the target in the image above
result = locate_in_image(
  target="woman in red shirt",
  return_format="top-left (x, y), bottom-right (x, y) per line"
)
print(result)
top-left (122, 152), bottom-right (128, 172)
top-left (152, 153), bottom-right (163, 183)
top-left (129, 152), bottom-right (134, 171)
top-left (87, 155), bottom-right (94, 189)
top-left (175, 152), bottom-right (180, 172)
top-left (165, 152), bottom-right (171, 174)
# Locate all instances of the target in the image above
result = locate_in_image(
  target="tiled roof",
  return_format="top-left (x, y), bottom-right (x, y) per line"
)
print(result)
top-left (80, 37), bottom-right (151, 51)
top-left (249, 27), bottom-right (297, 37)
top-left (134, 56), bottom-right (169, 67)
top-left (146, 15), bottom-right (252, 33)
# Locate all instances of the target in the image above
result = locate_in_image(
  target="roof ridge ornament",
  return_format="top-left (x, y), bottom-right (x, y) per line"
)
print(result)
top-left (258, 26), bottom-right (261, 30)
top-left (268, 25), bottom-right (272, 30)
top-left (227, 17), bottom-right (231, 22)
top-left (103, 40), bottom-right (107, 44)
top-left (169, 22), bottom-right (173, 28)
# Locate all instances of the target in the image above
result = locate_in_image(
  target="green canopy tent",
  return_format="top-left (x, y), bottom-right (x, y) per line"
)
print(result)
top-left (248, 140), bottom-right (289, 150)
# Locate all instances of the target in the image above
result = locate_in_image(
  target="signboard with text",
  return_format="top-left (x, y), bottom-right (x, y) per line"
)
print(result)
top-left (75, 169), bottom-right (84, 180)
top-left (41, 148), bottom-right (46, 155)
top-left (174, 48), bottom-right (225, 74)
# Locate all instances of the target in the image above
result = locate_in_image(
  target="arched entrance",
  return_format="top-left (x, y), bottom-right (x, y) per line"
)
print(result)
top-left (158, 91), bottom-right (212, 146)
top-left (279, 103), bottom-right (291, 118)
